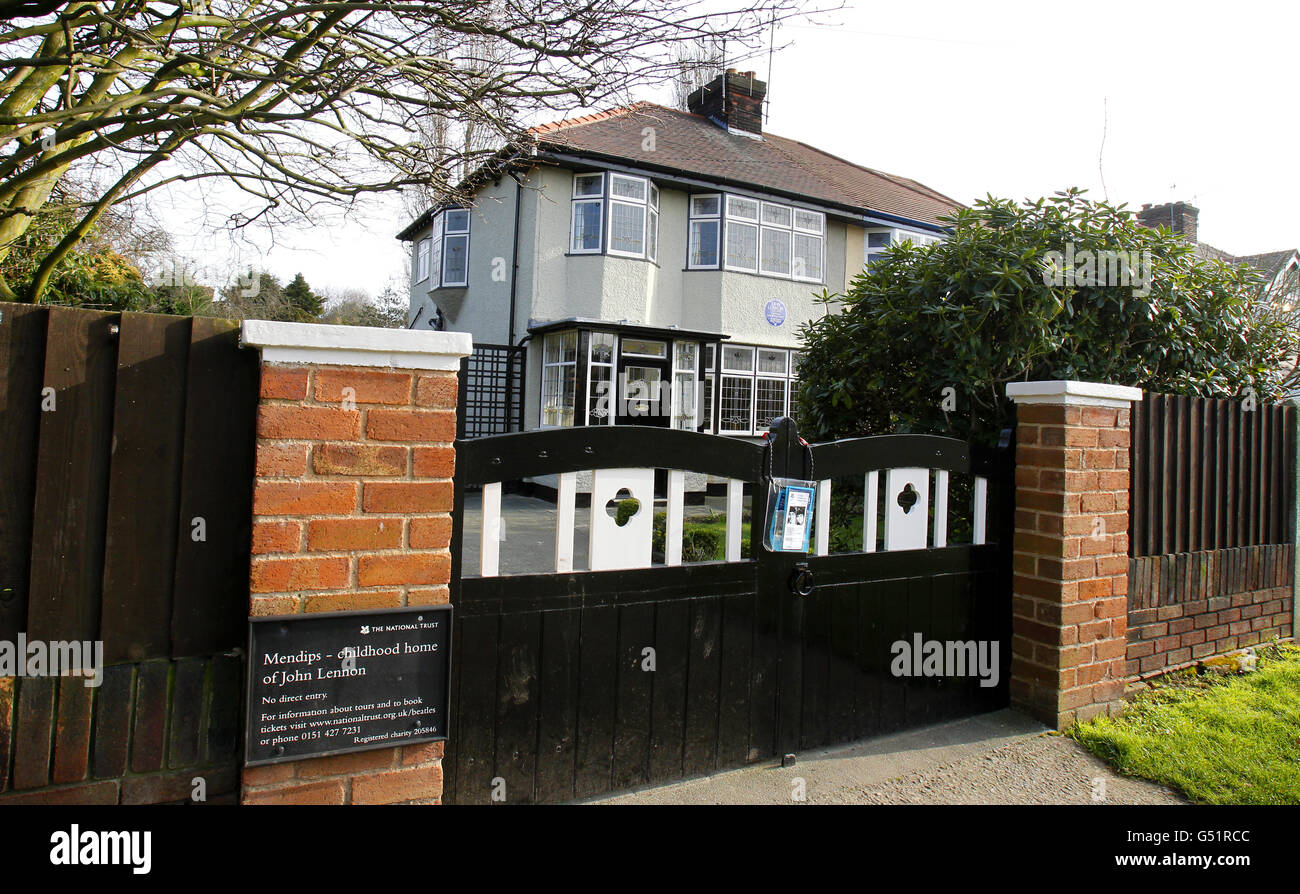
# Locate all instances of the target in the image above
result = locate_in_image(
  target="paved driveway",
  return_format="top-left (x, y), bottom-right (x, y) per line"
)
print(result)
top-left (588, 709), bottom-right (1184, 805)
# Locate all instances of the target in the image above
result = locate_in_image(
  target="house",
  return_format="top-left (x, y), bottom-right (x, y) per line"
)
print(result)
top-left (397, 70), bottom-right (962, 440)
top-left (1136, 201), bottom-right (1299, 307)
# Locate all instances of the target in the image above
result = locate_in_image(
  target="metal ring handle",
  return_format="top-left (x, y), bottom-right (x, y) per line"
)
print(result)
top-left (790, 566), bottom-right (815, 597)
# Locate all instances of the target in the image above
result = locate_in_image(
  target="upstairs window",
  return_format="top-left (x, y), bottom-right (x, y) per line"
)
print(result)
top-left (570, 172), bottom-right (658, 261)
top-left (724, 196), bottom-right (759, 273)
top-left (415, 238), bottom-right (431, 282)
top-left (442, 209), bottom-right (470, 286)
top-left (420, 208), bottom-right (471, 288)
top-left (691, 193), bottom-right (824, 283)
top-left (865, 227), bottom-right (942, 268)
top-left (688, 195), bottom-right (721, 268)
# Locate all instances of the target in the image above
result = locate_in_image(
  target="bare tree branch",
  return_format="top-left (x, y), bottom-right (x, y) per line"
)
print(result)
top-left (0, 0), bottom-right (835, 302)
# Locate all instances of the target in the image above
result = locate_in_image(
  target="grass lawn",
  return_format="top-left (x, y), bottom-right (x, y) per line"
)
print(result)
top-left (1071, 643), bottom-right (1300, 804)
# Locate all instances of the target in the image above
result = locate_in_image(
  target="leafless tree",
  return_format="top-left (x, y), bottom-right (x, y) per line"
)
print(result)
top-left (0, 0), bottom-right (826, 302)
top-left (671, 36), bottom-right (728, 111)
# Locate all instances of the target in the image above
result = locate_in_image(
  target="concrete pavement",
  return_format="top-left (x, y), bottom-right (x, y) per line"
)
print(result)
top-left (586, 709), bottom-right (1184, 805)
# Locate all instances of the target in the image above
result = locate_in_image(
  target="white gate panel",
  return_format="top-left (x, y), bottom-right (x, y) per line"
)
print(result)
top-left (589, 467), bottom-right (655, 571)
top-left (883, 467), bottom-right (929, 551)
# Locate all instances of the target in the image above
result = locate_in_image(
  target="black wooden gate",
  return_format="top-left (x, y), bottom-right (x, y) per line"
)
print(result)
top-left (445, 419), bottom-right (1012, 804)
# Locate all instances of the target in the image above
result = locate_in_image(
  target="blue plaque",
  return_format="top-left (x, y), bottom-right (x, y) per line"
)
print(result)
top-left (765, 299), bottom-right (786, 327)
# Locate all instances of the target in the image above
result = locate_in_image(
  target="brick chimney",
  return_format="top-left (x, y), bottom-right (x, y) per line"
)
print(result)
top-left (1137, 201), bottom-right (1199, 243)
top-left (686, 69), bottom-right (766, 136)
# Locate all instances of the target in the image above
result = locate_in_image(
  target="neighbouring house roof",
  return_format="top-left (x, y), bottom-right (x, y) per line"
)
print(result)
top-left (398, 102), bottom-right (962, 239)
top-left (1234, 249), bottom-right (1297, 283)
top-left (1195, 242), bottom-right (1298, 287)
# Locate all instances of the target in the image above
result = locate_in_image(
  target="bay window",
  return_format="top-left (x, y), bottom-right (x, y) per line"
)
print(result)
top-left (759, 204), bottom-right (793, 277)
top-left (442, 209), bottom-right (470, 286)
top-left (724, 196), bottom-right (760, 273)
top-left (570, 172), bottom-right (658, 261)
top-left (719, 345), bottom-right (755, 435)
top-left (700, 344), bottom-right (716, 433)
top-left (541, 330), bottom-right (578, 427)
top-left (415, 238), bottom-right (430, 282)
top-left (692, 193), bottom-right (823, 283)
top-left (587, 332), bottom-right (616, 426)
top-left (671, 341), bottom-right (699, 430)
top-left (420, 208), bottom-right (471, 288)
top-left (688, 195), bottom-right (720, 268)
top-left (793, 210), bottom-right (825, 282)
top-left (716, 345), bottom-right (803, 436)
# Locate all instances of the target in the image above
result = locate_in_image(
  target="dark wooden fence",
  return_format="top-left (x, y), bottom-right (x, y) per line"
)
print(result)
top-left (0, 304), bottom-right (259, 803)
top-left (1130, 392), bottom-right (1295, 557)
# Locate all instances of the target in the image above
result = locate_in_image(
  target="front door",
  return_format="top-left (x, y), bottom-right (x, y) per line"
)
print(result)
top-left (615, 337), bottom-right (671, 427)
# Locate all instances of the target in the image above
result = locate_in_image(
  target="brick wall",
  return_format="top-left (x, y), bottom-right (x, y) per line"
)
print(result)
top-left (1007, 383), bottom-right (1139, 729)
top-left (239, 359), bottom-right (459, 805)
top-left (1127, 544), bottom-right (1293, 680)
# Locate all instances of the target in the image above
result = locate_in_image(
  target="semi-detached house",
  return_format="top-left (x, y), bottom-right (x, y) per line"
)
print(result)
top-left (398, 70), bottom-right (962, 441)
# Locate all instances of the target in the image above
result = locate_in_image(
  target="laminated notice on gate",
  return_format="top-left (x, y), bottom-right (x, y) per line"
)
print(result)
top-left (765, 478), bottom-right (817, 553)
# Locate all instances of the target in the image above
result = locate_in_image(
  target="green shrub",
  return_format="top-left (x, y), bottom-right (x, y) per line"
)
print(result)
top-left (796, 190), bottom-right (1297, 445)
top-left (614, 498), bottom-right (641, 527)
top-left (652, 510), bottom-right (746, 561)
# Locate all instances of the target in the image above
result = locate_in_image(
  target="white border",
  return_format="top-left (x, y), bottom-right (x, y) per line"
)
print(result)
top-left (1006, 380), bottom-right (1144, 409)
top-left (241, 319), bottom-right (471, 370)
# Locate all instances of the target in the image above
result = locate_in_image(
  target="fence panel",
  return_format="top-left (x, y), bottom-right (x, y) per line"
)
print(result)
top-left (0, 304), bottom-right (48, 642)
top-left (0, 305), bottom-right (258, 804)
top-left (1130, 391), bottom-right (1294, 557)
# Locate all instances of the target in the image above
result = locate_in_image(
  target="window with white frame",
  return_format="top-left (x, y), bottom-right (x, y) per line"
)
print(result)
top-left (692, 193), bottom-right (824, 283)
top-left (570, 172), bottom-right (659, 261)
top-left (420, 208), bottom-right (471, 288)
top-left (718, 345), bottom-right (755, 435)
top-left (571, 174), bottom-right (604, 253)
top-left (788, 350), bottom-right (804, 419)
top-left (415, 238), bottom-right (431, 282)
top-left (671, 341), bottom-right (699, 430)
top-left (724, 195), bottom-right (760, 273)
top-left (792, 210), bottom-right (824, 282)
top-left (688, 195), bottom-right (721, 268)
top-left (541, 330), bottom-right (578, 427)
top-left (442, 209), bottom-right (470, 286)
top-left (865, 227), bottom-right (942, 268)
top-left (700, 344), bottom-right (716, 433)
top-left (587, 332), bottom-right (616, 426)
top-left (717, 345), bottom-right (802, 435)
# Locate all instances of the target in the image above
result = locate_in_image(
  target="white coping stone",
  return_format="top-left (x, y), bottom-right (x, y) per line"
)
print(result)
top-left (241, 319), bottom-right (472, 370)
top-left (1006, 380), bottom-right (1143, 409)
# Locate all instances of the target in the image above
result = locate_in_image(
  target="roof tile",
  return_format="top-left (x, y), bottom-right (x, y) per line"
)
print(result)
top-left (530, 103), bottom-right (960, 226)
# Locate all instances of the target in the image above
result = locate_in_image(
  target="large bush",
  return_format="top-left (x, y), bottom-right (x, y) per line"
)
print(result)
top-left (795, 190), bottom-right (1297, 444)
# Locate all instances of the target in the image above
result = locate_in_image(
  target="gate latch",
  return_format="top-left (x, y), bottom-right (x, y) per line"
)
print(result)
top-left (789, 563), bottom-right (815, 598)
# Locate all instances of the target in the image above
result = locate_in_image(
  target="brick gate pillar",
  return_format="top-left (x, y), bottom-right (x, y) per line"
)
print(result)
top-left (237, 321), bottom-right (471, 804)
top-left (1006, 380), bottom-right (1143, 729)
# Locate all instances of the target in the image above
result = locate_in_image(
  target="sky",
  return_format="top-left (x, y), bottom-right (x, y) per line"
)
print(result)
top-left (157, 0), bottom-right (1300, 299)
